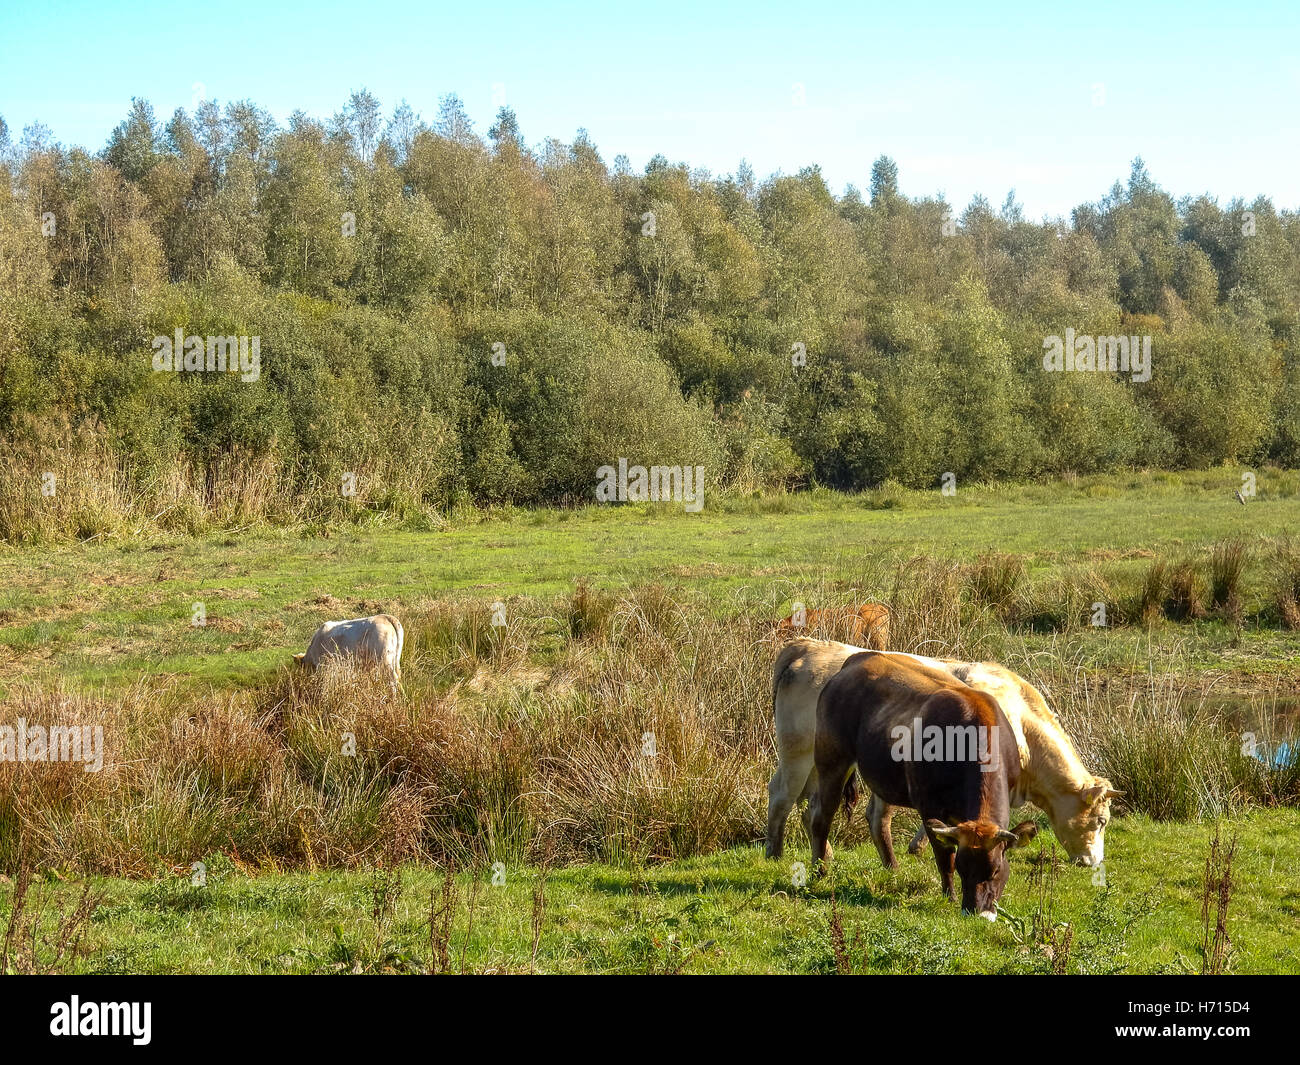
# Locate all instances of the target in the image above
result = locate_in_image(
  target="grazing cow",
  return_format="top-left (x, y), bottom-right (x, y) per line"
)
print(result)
top-left (809, 652), bottom-right (1037, 918)
top-left (766, 639), bottom-right (1119, 865)
top-left (775, 603), bottom-right (890, 649)
top-left (293, 614), bottom-right (404, 692)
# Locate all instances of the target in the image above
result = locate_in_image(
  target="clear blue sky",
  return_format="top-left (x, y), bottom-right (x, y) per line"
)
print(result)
top-left (3, 0), bottom-right (1297, 219)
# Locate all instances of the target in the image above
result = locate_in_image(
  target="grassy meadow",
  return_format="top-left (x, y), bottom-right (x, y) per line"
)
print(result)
top-left (8, 812), bottom-right (1300, 975)
top-left (3, 470), bottom-right (1300, 974)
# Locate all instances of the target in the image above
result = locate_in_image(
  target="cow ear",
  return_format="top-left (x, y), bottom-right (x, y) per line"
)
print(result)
top-left (292, 653), bottom-right (306, 664)
top-left (1083, 781), bottom-right (1123, 803)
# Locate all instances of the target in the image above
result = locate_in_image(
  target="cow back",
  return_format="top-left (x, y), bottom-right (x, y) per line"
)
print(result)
top-left (816, 652), bottom-right (1018, 826)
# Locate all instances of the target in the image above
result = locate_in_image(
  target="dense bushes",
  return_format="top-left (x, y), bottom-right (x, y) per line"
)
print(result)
top-left (3, 94), bottom-right (1300, 538)
top-left (460, 310), bottom-right (719, 503)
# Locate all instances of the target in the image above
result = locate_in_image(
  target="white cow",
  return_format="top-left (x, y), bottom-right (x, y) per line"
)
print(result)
top-left (293, 614), bottom-right (404, 692)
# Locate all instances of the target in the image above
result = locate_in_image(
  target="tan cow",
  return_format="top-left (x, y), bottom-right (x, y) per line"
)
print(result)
top-left (766, 638), bottom-right (1119, 866)
top-left (775, 603), bottom-right (890, 649)
top-left (293, 614), bottom-right (405, 692)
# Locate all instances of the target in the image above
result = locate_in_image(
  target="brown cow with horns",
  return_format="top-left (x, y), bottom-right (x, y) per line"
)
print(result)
top-left (808, 651), bottom-right (1037, 919)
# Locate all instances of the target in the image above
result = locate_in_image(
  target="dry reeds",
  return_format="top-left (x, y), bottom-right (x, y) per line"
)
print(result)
top-left (2, 570), bottom-right (1297, 877)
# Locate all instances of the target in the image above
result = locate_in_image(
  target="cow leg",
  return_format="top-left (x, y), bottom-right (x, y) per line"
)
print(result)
top-left (766, 758), bottom-right (807, 859)
top-left (907, 825), bottom-right (929, 856)
top-left (867, 796), bottom-right (898, 870)
top-left (797, 768), bottom-right (837, 860)
top-left (809, 762), bottom-right (850, 874)
top-left (797, 764), bottom-right (815, 832)
top-left (925, 824), bottom-right (958, 902)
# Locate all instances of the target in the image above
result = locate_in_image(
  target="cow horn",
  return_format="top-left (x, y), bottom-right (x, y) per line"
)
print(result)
top-left (999, 821), bottom-right (1038, 848)
top-left (1104, 789), bottom-right (1124, 799)
top-left (926, 819), bottom-right (959, 841)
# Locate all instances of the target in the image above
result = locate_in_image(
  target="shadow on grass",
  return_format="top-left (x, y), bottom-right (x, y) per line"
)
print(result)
top-left (581, 860), bottom-right (937, 913)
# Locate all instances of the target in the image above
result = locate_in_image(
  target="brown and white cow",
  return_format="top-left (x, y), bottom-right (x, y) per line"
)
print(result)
top-left (809, 651), bottom-right (1037, 918)
top-left (775, 603), bottom-right (890, 649)
top-left (766, 639), bottom-right (1119, 865)
top-left (293, 614), bottom-right (405, 692)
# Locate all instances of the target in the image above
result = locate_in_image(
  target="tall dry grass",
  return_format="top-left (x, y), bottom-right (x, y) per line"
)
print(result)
top-left (0, 417), bottom-right (303, 543)
top-left (1051, 666), bottom-right (1299, 820)
top-left (0, 584), bottom-right (775, 873)
top-left (1269, 534), bottom-right (1300, 629)
top-left (0, 417), bottom-right (453, 544)
top-left (1210, 537), bottom-right (1249, 624)
top-left (2, 566), bottom-right (1296, 876)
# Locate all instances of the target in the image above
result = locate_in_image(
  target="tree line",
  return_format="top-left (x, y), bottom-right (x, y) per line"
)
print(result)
top-left (1, 90), bottom-right (1298, 523)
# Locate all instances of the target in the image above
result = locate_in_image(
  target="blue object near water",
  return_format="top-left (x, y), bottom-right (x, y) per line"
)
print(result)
top-left (1250, 741), bottom-right (1297, 770)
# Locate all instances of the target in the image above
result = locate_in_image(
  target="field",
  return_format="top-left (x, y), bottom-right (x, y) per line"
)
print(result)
top-left (8, 812), bottom-right (1300, 974)
top-left (3, 470), bottom-right (1300, 974)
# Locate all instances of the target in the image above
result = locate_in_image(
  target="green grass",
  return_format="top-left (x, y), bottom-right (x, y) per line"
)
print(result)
top-left (4, 469), bottom-right (1300, 974)
top-left (3, 469), bottom-right (1300, 694)
top-left (7, 810), bottom-right (1296, 974)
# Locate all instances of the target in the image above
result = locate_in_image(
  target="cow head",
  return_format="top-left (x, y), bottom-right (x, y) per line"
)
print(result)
top-left (1043, 777), bottom-right (1121, 867)
top-left (926, 818), bottom-right (1038, 919)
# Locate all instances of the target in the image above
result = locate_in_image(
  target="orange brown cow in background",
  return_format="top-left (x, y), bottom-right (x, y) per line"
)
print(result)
top-left (775, 602), bottom-right (890, 649)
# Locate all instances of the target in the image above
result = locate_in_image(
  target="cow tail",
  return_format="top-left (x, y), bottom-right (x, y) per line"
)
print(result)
top-left (841, 772), bottom-right (859, 822)
top-left (771, 641), bottom-right (802, 719)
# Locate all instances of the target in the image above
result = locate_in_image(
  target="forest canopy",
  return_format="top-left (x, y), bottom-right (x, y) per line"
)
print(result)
top-left (2, 90), bottom-right (1298, 535)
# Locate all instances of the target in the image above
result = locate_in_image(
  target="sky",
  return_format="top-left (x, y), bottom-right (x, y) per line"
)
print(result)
top-left (2, 0), bottom-right (1298, 220)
